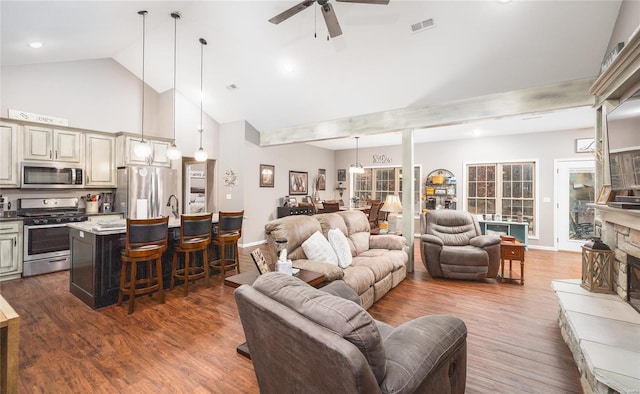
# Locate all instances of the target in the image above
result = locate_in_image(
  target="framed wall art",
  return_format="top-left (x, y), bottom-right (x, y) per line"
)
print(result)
top-left (596, 184), bottom-right (613, 205)
top-left (317, 169), bottom-right (326, 190)
top-left (260, 164), bottom-right (275, 187)
top-left (337, 169), bottom-right (346, 182)
top-left (289, 171), bottom-right (308, 195)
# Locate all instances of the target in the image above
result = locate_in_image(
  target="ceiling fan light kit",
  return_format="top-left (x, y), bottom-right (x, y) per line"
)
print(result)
top-left (269, 0), bottom-right (389, 39)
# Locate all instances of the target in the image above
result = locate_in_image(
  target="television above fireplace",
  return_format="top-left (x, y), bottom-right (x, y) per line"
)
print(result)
top-left (606, 88), bottom-right (640, 192)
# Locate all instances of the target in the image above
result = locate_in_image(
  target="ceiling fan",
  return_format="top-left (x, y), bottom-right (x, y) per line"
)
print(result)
top-left (269, 0), bottom-right (390, 39)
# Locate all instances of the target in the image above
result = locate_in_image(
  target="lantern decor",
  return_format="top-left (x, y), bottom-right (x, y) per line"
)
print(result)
top-left (581, 237), bottom-right (614, 293)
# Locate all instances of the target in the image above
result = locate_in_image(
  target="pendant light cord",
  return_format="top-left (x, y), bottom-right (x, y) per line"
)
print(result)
top-left (172, 13), bottom-right (178, 143)
top-left (138, 10), bottom-right (147, 143)
top-left (199, 38), bottom-right (207, 149)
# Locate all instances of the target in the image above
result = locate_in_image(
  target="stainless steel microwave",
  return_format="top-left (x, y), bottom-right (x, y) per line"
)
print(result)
top-left (21, 163), bottom-right (84, 188)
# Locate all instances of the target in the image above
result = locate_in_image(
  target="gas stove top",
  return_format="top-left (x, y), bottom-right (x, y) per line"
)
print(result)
top-left (18, 197), bottom-right (88, 226)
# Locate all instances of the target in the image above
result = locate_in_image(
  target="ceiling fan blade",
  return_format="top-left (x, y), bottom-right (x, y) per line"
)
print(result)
top-left (269, 0), bottom-right (315, 24)
top-left (321, 3), bottom-right (342, 38)
top-left (335, 0), bottom-right (390, 4)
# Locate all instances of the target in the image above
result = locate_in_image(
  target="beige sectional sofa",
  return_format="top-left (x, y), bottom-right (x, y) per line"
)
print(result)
top-left (264, 210), bottom-right (408, 309)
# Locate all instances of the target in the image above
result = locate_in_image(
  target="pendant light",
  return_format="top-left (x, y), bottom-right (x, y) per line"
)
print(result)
top-left (165, 12), bottom-right (182, 160)
top-left (134, 10), bottom-right (152, 158)
top-left (194, 37), bottom-right (208, 162)
top-left (349, 136), bottom-right (365, 174)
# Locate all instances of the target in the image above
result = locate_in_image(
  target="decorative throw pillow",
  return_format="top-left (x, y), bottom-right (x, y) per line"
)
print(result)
top-left (328, 228), bottom-right (353, 268)
top-left (302, 231), bottom-right (339, 266)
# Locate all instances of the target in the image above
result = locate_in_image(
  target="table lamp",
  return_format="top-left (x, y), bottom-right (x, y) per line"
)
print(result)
top-left (381, 195), bottom-right (402, 234)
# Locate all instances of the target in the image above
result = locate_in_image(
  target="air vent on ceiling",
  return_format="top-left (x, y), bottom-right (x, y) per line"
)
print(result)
top-left (226, 83), bottom-right (239, 91)
top-left (411, 18), bottom-right (435, 34)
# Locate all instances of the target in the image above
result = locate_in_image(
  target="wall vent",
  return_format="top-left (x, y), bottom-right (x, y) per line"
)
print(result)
top-left (411, 18), bottom-right (435, 33)
top-left (226, 83), bottom-right (239, 91)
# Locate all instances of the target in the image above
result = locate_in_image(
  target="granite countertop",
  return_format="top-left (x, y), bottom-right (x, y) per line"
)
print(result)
top-left (0, 216), bottom-right (21, 223)
top-left (68, 213), bottom-right (219, 235)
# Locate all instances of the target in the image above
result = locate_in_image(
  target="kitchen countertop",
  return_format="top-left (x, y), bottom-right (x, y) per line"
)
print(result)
top-left (67, 213), bottom-right (219, 235)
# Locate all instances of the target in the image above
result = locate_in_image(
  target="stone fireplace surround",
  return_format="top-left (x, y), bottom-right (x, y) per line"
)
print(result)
top-left (553, 206), bottom-right (640, 393)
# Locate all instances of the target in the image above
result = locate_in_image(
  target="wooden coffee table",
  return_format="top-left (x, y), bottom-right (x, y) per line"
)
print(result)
top-left (224, 268), bottom-right (325, 289)
top-left (226, 268), bottom-right (326, 359)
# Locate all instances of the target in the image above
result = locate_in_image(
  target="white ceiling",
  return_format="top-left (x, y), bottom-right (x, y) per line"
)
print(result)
top-left (1, 1), bottom-right (621, 150)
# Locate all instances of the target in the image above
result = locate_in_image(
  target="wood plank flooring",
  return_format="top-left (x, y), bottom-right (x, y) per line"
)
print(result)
top-left (0, 241), bottom-right (583, 393)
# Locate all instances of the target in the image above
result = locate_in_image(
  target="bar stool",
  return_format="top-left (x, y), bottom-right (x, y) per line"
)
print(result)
top-left (117, 217), bottom-right (169, 315)
top-left (210, 211), bottom-right (244, 280)
top-left (170, 213), bottom-right (212, 296)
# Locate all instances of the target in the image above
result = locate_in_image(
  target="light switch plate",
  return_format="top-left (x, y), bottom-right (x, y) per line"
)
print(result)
top-left (226, 194), bottom-right (232, 200)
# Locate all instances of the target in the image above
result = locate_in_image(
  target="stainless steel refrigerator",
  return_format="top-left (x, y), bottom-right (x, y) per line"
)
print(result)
top-left (116, 166), bottom-right (177, 219)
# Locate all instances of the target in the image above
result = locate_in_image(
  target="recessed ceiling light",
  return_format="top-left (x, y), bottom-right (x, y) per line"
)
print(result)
top-left (498, 0), bottom-right (512, 3)
top-left (28, 42), bottom-right (44, 49)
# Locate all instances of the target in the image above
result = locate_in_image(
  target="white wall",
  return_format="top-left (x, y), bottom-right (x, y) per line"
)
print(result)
top-left (335, 127), bottom-right (595, 248)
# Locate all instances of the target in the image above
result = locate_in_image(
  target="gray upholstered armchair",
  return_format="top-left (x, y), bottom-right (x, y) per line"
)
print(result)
top-left (234, 273), bottom-right (467, 394)
top-left (420, 210), bottom-right (501, 280)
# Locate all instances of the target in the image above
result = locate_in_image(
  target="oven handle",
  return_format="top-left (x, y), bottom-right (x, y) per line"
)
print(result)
top-left (47, 258), bottom-right (68, 263)
top-left (25, 223), bottom-right (70, 230)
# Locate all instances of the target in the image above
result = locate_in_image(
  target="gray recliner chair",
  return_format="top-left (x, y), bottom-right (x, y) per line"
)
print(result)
top-left (234, 273), bottom-right (467, 394)
top-left (420, 210), bottom-right (501, 280)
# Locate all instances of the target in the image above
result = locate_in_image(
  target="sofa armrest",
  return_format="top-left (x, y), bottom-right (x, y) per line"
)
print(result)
top-left (369, 234), bottom-right (405, 250)
top-left (469, 235), bottom-right (501, 248)
top-left (381, 315), bottom-right (467, 394)
top-left (420, 234), bottom-right (444, 246)
top-left (292, 259), bottom-right (344, 282)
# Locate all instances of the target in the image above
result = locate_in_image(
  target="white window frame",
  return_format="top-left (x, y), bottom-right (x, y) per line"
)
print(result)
top-left (350, 164), bottom-right (422, 216)
top-left (462, 159), bottom-right (539, 240)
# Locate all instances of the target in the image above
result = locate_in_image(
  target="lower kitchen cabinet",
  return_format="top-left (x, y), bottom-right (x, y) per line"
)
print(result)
top-left (0, 221), bottom-right (23, 281)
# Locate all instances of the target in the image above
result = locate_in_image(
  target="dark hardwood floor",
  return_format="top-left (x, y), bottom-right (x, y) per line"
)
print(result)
top-left (0, 241), bottom-right (583, 393)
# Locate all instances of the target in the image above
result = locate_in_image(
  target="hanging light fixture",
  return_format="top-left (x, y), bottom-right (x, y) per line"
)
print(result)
top-left (134, 10), bottom-right (153, 158)
top-left (166, 12), bottom-right (182, 160)
top-left (349, 136), bottom-right (365, 174)
top-left (194, 37), bottom-right (208, 162)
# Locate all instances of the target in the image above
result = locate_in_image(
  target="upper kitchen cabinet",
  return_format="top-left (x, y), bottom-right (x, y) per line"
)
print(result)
top-left (0, 122), bottom-right (19, 187)
top-left (24, 125), bottom-right (81, 163)
top-left (85, 133), bottom-right (116, 188)
top-left (116, 134), bottom-right (171, 167)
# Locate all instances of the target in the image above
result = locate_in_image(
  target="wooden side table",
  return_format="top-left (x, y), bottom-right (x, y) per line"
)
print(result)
top-left (500, 236), bottom-right (525, 285)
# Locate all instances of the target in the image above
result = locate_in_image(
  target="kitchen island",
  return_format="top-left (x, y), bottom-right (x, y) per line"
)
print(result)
top-left (68, 215), bottom-right (219, 309)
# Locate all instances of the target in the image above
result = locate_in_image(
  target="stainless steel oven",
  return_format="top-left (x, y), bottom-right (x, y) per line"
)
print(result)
top-left (18, 198), bottom-right (88, 277)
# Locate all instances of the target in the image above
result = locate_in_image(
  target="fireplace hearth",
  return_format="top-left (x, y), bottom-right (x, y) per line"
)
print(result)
top-left (628, 255), bottom-right (640, 313)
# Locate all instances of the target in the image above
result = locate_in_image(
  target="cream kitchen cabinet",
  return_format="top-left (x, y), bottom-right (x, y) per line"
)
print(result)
top-left (85, 133), bottom-right (116, 187)
top-left (24, 125), bottom-right (81, 163)
top-left (0, 123), bottom-right (19, 187)
top-left (117, 135), bottom-right (170, 167)
top-left (0, 221), bottom-right (22, 281)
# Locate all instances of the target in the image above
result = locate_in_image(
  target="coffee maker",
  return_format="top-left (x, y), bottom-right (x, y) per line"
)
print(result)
top-left (101, 192), bottom-right (113, 213)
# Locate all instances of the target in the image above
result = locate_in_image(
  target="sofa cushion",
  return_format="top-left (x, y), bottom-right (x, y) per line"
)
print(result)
top-left (328, 228), bottom-right (353, 268)
top-left (253, 273), bottom-right (387, 384)
top-left (302, 231), bottom-right (339, 266)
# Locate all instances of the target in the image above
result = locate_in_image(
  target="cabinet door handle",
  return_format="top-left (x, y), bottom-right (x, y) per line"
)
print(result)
top-left (0, 227), bottom-right (12, 231)
top-left (55, 150), bottom-right (58, 159)
top-left (14, 237), bottom-right (17, 246)
top-left (50, 150), bottom-right (53, 159)
top-left (86, 175), bottom-right (89, 184)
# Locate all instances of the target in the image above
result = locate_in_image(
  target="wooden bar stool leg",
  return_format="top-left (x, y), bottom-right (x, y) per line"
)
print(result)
top-left (128, 261), bottom-right (137, 315)
top-left (203, 248), bottom-right (210, 286)
top-left (183, 251), bottom-right (190, 297)
top-left (234, 242), bottom-right (240, 274)
top-left (156, 256), bottom-right (165, 304)
top-left (220, 243), bottom-right (227, 280)
top-left (170, 251), bottom-right (178, 290)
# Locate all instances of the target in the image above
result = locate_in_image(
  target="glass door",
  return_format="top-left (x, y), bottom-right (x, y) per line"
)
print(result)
top-left (556, 159), bottom-right (595, 251)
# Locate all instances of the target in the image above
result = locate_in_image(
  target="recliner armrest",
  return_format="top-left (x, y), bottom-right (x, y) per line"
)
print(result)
top-left (380, 315), bottom-right (467, 394)
top-left (469, 235), bottom-right (501, 248)
top-left (420, 234), bottom-right (444, 246)
top-left (320, 280), bottom-right (361, 305)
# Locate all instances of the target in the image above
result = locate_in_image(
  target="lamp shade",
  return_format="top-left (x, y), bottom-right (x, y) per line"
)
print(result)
top-left (349, 164), bottom-right (364, 174)
top-left (381, 195), bottom-right (402, 213)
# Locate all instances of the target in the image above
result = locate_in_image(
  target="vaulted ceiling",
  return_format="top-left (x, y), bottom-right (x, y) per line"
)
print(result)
top-left (1, 1), bottom-right (622, 149)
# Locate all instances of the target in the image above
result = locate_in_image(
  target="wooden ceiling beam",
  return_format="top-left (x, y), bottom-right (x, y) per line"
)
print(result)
top-left (259, 77), bottom-right (596, 147)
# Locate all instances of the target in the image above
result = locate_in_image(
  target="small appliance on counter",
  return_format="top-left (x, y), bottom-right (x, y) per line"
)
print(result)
top-left (101, 192), bottom-right (114, 213)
